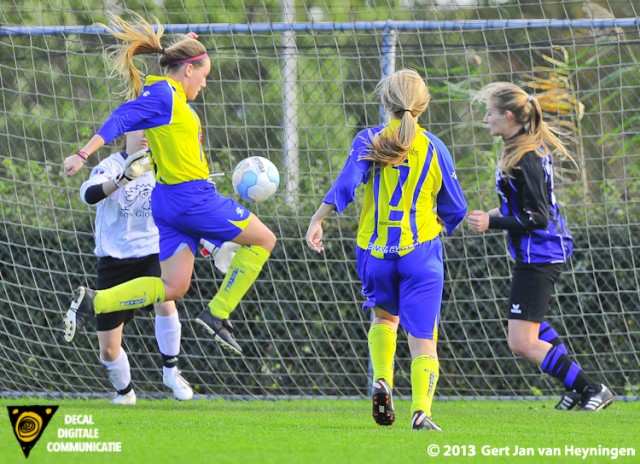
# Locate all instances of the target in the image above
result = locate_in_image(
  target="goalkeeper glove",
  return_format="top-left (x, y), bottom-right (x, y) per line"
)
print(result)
top-left (115, 149), bottom-right (151, 188)
top-left (200, 239), bottom-right (241, 274)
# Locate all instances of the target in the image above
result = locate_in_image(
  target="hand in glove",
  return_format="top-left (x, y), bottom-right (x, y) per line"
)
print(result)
top-left (200, 239), bottom-right (241, 274)
top-left (115, 149), bottom-right (151, 187)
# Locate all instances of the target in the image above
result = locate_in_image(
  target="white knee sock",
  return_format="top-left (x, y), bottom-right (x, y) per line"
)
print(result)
top-left (100, 348), bottom-right (131, 392)
top-left (155, 311), bottom-right (181, 356)
top-left (155, 312), bottom-right (181, 376)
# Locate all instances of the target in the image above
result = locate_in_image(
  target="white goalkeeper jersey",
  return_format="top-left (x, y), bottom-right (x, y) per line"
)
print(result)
top-left (80, 152), bottom-right (158, 259)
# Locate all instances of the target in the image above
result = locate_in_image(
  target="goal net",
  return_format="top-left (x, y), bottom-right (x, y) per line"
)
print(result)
top-left (1, 0), bottom-right (638, 399)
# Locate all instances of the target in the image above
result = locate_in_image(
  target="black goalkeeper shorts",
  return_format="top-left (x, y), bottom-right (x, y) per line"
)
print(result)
top-left (95, 254), bottom-right (161, 332)
top-left (507, 262), bottom-right (564, 322)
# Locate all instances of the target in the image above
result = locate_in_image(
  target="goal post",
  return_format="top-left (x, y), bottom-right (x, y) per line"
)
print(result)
top-left (0, 4), bottom-right (638, 399)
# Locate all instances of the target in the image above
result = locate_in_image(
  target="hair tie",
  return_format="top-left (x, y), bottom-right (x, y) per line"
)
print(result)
top-left (527, 96), bottom-right (534, 103)
top-left (402, 109), bottom-right (412, 114)
top-left (170, 53), bottom-right (209, 66)
top-left (161, 48), bottom-right (165, 55)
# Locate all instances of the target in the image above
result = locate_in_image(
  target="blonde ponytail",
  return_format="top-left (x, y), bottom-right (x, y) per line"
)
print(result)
top-left (360, 69), bottom-right (430, 166)
top-left (476, 82), bottom-right (576, 175)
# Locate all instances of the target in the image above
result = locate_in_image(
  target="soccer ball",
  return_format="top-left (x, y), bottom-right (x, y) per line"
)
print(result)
top-left (231, 156), bottom-right (280, 203)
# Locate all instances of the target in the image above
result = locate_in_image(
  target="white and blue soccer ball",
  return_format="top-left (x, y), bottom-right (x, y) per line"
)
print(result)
top-left (231, 156), bottom-right (280, 203)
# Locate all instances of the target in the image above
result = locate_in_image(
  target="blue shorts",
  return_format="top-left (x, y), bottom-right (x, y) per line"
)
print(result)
top-left (356, 238), bottom-right (444, 339)
top-left (151, 180), bottom-right (251, 261)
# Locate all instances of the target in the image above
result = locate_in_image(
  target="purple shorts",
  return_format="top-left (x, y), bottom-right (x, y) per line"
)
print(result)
top-left (151, 180), bottom-right (251, 261)
top-left (356, 238), bottom-right (444, 339)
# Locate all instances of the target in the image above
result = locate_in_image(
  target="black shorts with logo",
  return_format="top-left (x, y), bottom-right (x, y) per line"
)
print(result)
top-left (95, 254), bottom-right (161, 331)
top-left (507, 262), bottom-right (564, 322)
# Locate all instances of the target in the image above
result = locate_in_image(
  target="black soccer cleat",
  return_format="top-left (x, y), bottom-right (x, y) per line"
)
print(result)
top-left (372, 378), bottom-right (395, 426)
top-left (555, 390), bottom-right (582, 411)
top-left (195, 309), bottom-right (243, 356)
top-left (411, 410), bottom-right (442, 431)
top-left (64, 287), bottom-right (96, 342)
top-left (580, 384), bottom-right (614, 412)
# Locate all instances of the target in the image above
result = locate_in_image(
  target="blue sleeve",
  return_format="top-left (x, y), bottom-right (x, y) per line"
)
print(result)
top-left (322, 129), bottom-right (376, 213)
top-left (96, 82), bottom-right (173, 144)
top-left (428, 133), bottom-right (467, 235)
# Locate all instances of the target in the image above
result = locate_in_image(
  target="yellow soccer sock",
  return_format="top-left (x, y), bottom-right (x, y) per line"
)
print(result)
top-left (94, 276), bottom-right (165, 314)
top-left (411, 355), bottom-right (440, 417)
top-left (368, 323), bottom-right (397, 388)
top-left (208, 245), bottom-right (270, 319)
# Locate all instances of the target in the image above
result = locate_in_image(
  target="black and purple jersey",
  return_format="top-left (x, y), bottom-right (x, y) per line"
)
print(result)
top-left (490, 149), bottom-right (572, 263)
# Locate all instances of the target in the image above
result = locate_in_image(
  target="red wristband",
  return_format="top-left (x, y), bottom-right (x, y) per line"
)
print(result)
top-left (76, 151), bottom-right (88, 162)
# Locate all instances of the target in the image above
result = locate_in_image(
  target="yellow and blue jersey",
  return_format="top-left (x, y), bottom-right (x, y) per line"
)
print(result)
top-left (323, 121), bottom-right (467, 259)
top-left (96, 76), bottom-right (208, 185)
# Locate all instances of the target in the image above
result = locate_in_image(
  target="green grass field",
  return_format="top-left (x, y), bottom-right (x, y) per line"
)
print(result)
top-left (1, 398), bottom-right (638, 464)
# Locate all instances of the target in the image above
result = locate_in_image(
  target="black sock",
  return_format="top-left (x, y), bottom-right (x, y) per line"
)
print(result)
top-left (541, 346), bottom-right (598, 391)
top-left (539, 321), bottom-right (572, 391)
top-left (162, 354), bottom-right (178, 369)
top-left (538, 321), bottom-right (567, 353)
top-left (117, 382), bottom-right (133, 395)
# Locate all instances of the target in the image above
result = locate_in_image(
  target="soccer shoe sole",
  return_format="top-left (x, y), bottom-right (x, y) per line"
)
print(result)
top-left (372, 390), bottom-right (395, 426)
top-left (194, 317), bottom-right (243, 356)
top-left (594, 398), bottom-right (614, 411)
top-left (63, 287), bottom-right (86, 343)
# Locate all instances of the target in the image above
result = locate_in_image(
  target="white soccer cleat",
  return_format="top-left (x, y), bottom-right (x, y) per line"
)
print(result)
top-left (163, 370), bottom-right (194, 401)
top-left (112, 390), bottom-right (136, 405)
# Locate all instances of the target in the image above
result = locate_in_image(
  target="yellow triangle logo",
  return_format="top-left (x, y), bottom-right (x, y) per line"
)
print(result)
top-left (7, 405), bottom-right (59, 458)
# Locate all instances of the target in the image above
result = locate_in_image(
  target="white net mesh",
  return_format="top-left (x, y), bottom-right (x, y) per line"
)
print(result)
top-left (1, 1), bottom-right (638, 399)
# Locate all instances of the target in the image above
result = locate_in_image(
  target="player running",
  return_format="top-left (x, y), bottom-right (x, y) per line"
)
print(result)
top-left (467, 82), bottom-right (613, 412)
top-left (306, 69), bottom-right (467, 430)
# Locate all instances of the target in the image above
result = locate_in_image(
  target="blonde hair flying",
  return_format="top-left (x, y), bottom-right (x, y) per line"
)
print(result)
top-left (475, 82), bottom-right (576, 175)
top-left (98, 11), bottom-right (208, 100)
